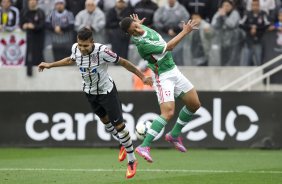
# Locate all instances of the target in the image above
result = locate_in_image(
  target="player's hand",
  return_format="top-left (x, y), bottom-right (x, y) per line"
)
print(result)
top-left (130, 14), bottom-right (146, 24)
top-left (38, 62), bottom-right (51, 72)
top-left (181, 20), bottom-right (198, 34)
top-left (142, 76), bottom-right (153, 86)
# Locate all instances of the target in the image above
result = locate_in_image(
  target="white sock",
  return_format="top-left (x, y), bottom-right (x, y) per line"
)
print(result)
top-left (118, 126), bottom-right (136, 162)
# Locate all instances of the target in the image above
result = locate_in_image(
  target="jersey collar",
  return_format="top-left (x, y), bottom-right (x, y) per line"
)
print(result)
top-left (133, 30), bottom-right (147, 39)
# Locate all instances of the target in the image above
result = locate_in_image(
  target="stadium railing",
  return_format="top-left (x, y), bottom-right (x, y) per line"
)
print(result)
top-left (220, 54), bottom-right (282, 91)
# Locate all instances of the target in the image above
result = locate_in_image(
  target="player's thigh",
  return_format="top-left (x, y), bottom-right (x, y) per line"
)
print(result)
top-left (173, 70), bottom-right (200, 112)
top-left (180, 88), bottom-right (201, 113)
top-left (85, 93), bottom-right (107, 120)
top-left (99, 86), bottom-right (124, 126)
top-left (154, 75), bottom-right (175, 104)
top-left (174, 70), bottom-right (194, 98)
top-left (152, 77), bottom-right (175, 120)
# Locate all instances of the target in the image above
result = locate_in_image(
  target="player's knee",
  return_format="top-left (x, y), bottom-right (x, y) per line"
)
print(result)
top-left (161, 110), bottom-right (175, 121)
top-left (99, 116), bottom-right (109, 124)
top-left (115, 123), bottom-right (125, 132)
top-left (190, 100), bottom-right (201, 113)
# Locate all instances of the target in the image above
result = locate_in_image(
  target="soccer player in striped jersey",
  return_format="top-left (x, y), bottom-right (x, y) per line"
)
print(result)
top-left (120, 14), bottom-right (201, 163)
top-left (38, 27), bottom-right (153, 178)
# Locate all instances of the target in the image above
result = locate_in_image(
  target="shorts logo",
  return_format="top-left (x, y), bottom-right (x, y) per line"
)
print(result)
top-left (165, 90), bottom-right (171, 96)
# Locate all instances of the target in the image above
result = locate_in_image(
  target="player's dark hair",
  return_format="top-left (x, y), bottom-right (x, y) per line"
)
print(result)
top-left (120, 17), bottom-right (133, 33)
top-left (77, 27), bottom-right (93, 41)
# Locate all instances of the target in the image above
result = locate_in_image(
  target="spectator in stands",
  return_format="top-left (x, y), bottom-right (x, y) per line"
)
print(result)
top-left (75, 0), bottom-right (105, 43)
top-left (65, 0), bottom-right (85, 16)
top-left (0, 0), bottom-right (19, 32)
top-left (269, 8), bottom-right (282, 31)
top-left (20, 0), bottom-right (45, 75)
top-left (183, 13), bottom-right (213, 66)
top-left (13, 0), bottom-right (27, 11)
top-left (38, 0), bottom-right (55, 16)
top-left (240, 0), bottom-right (270, 66)
top-left (105, 0), bottom-right (132, 59)
top-left (133, 0), bottom-right (158, 28)
top-left (15, 0), bottom-right (57, 17)
top-left (208, 0), bottom-right (222, 23)
top-left (46, 0), bottom-right (74, 60)
top-left (245, 0), bottom-right (276, 21)
top-left (129, 0), bottom-right (141, 7)
top-left (132, 60), bottom-right (153, 91)
top-left (232, 0), bottom-right (246, 17)
top-left (95, 0), bottom-right (116, 13)
top-left (208, 0), bottom-right (245, 22)
top-left (153, 0), bottom-right (190, 65)
top-left (178, 0), bottom-right (211, 22)
top-left (211, 0), bottom-right (242, 66)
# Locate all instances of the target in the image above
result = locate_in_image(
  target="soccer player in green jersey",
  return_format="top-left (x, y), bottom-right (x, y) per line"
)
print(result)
top-left (120, 14), bottom-right (201, 163)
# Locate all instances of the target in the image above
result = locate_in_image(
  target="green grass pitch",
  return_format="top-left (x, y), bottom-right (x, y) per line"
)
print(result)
top-left (0, 148), bottom-right (281, 184)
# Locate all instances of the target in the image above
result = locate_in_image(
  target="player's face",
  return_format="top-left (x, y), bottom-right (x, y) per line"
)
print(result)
top-left (77, 38), bottom-right (94, 55)
top-left (127, 22), bottom-right (144, 36)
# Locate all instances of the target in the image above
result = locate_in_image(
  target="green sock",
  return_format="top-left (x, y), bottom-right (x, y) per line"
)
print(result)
top-left (141, 116), bottom-right (167, 147)
top-left (170, 106), bottom-right (193, 138)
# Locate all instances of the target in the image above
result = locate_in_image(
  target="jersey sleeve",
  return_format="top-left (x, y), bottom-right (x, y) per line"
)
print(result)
top-left (100, 45), bottom-right (119, 63)
top-left (70, 43), bottom-right (78, 61)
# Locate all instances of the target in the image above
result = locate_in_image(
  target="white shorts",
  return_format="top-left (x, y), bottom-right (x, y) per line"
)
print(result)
top-left (152, 66), bottom-right (194, 104)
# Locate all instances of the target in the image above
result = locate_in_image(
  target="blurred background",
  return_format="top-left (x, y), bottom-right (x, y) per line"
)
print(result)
top-left (0, 0), bottom-right (281, 183)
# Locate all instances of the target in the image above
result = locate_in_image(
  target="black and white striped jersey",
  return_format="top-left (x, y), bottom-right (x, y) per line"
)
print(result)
top-left (70, 43), bottom-right (119, 95)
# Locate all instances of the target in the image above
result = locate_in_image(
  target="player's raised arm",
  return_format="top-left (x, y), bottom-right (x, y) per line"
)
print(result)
top-left (166, 20), bottom-right (198, 51)
top-left (118, 57), bottom-right (153, 86)
top-left (130, 14), bottom-right (146, 24)
top-left (38, 57), bottom-right (75, 72)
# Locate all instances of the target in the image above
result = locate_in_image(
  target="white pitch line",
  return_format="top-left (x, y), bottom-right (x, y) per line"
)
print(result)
top-left (0, 168), bottom-right (281, 174)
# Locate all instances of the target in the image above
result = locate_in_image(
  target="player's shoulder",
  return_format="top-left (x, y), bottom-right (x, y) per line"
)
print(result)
top-left (94, 43), bottom-right (118, 60)
top-left (71, 43), bottom-right (78, 52)
top-left (94, 43), bottom-right (107, 51)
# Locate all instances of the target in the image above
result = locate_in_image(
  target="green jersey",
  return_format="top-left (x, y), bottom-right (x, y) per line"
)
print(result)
top-left (132, 25), bottom-right (175, 75)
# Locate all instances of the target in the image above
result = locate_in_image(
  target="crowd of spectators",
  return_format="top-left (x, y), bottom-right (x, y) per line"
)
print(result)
top-left (1, 0), bottom-right (282, 69)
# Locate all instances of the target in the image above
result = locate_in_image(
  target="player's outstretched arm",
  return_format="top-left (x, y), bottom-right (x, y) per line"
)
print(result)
top-left (130, 14), bottom-right (146, 24)
top-left (118, 57), bottom-right (153, 86)
top-left (38, 57), bottom-right (75, 72)
top-left (166, 20), bottom-right (198, 51)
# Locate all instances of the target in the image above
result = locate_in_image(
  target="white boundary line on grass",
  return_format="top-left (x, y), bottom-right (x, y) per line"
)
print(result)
top-left (0, 168), bottom-right (281, 174)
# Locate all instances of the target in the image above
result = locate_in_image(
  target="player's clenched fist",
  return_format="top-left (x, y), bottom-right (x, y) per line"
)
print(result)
top-left (38, 62), bottom-right (51, 72)
top-left (142, 76), bottom-right (153, 86)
